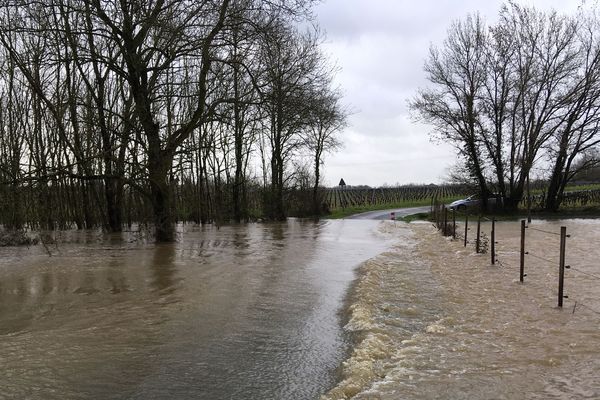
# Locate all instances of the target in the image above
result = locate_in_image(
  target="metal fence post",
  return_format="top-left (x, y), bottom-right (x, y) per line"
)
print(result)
top-left (476, 217), bottom-right (481, 253)
top-left (491, 218), bottom-right (496, 265)
top-left (520, 220), bottom-right (526, 282)
top-left (464, 214), bottom-right (468, 247)
top-left (558, 226), bottom-right (567, 308)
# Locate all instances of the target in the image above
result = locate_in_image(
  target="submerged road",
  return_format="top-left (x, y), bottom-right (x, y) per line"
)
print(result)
top-left (346, 206), bottom-right (431, 220)
top-left (0, 220), bottom-right (392, 400)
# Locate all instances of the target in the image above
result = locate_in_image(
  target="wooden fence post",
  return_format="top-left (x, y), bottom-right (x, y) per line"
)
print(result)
top-left (520, 220), bottom-right (526, 282)
top-left (558, 226), bottom-right (567, 308)
top-left (464, 214), bottom-right (468, 247)
top-left (491, 218), bottom-right (496, 265)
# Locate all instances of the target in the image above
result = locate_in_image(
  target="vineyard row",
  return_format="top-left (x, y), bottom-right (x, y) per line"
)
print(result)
top-left (324, 186), bottom-right (467, 210)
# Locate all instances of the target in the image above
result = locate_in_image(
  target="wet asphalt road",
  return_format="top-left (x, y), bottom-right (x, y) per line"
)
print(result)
top-left (345, 206), bottom-right (431, 220)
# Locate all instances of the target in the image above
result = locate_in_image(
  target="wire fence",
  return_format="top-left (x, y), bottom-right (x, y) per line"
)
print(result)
top-left (430, 199), bottom-right (600, 316)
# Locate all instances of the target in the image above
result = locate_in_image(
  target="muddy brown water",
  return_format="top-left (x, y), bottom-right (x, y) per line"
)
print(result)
top-left (2, 218), bottom-right (600, 399)
top-left (324, 219), bottom-right (600, 399)
top-left (0, 220), bottom-right (392, 399)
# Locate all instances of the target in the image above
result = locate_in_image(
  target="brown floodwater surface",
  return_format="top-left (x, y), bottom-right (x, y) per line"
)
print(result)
top-left (324, 219), bottom-right (600, 399)
top-left (0, 219), bottom-right (393, 400)
top-left (3, 218), bottom-right (600, 400)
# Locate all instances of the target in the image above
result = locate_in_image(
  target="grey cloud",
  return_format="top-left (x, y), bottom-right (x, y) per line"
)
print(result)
top-left (315, 0), bottom-right (583, 186)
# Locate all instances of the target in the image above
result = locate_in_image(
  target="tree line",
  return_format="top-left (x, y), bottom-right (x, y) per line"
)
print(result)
top-left (411, 2), bottom-right (600, 212)
top-left (0, 0), bottom-right (346, 241)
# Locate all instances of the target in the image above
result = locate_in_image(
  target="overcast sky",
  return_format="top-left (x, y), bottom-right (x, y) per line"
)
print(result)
top-left (313, 0), bottom-right (583, 187)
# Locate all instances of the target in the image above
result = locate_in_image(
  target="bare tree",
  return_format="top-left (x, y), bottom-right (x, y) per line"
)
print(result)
top-left (544, 10), bottom-right (600, 210)
top-left (0, 0), bottom-right (342, 237)
top-left (304, 89), bottom-right (346, 216)
top-left (412, 3), bottom-right (600, 212)
top-left (410, 13), bottom-right (491, 205)
top-left (258, 21), bottom-right (326, 220)
top-left (499, 4), bottom-right (580, 209)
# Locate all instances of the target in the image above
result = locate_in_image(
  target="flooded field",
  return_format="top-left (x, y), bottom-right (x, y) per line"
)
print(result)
top-left (0, 219), bottom-right (393, 399)
top-left (325, 218), bottom-right (600, 399)
top-left (2, 218), bottom-right (600, 399)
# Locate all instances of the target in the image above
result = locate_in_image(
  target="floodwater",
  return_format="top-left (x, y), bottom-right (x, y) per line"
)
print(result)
top-left (0, 219), bottom-right (393, 400)
top-left (3, 218), bottom-right (600, 400)
top-left (324, 218), bottom-right (600, 399)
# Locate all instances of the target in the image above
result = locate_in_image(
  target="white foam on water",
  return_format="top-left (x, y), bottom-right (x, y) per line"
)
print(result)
top-left (324, 219), bottom-right (600, 400)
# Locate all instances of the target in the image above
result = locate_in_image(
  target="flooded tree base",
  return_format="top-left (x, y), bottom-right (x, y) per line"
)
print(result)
top-left (0, 230), bottom-right (38, 247)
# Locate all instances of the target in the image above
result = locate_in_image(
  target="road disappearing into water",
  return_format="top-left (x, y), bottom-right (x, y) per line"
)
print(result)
top-left (346, 206), bottom-right (431, 220)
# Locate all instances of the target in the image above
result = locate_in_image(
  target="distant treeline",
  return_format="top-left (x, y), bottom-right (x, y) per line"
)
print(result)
top-left (0, 0), bottom-right (346, 241)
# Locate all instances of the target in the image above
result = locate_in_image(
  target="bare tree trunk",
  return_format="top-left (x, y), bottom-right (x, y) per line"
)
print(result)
top-left (545, 131), bottom-right (570, 212)
top-left (147, 130), bottom-right (175, 241)
top-left (312, 148), bottom-right (322, 216)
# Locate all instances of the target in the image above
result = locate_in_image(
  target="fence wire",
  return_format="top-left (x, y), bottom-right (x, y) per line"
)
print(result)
top-left (526, 252), bottom-right (558, 266)
top-left (523, 224), bottom-right (600, 317)
top-left (526, 226), bottom-right (562, 236)
top-left (568, 266), bottom-right (600, 281)
top-left (571, 301), bottom-right (600, 316)
top-left (432, 202), bottom-right (600, 318)
top-left (521, 277), bottom-right (558, 298)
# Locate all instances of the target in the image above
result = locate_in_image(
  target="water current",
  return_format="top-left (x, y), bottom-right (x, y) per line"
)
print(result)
top-left (0, 219), bottom-right (392, 399)
top-left (2, 218), bottom-right (600, 399)
top-left (324, 218), bottom-right (600, 399)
